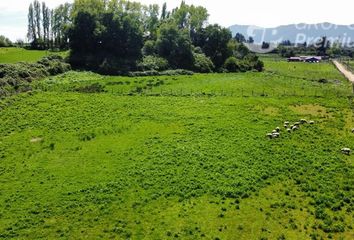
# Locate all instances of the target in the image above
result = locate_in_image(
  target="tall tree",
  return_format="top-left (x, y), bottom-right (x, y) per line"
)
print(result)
top-left (42, 2), bottom-right (51, 48)
top-left (33, 0), bottom-right (42, 40)
top-left (161, 2), bottom-right (167, 20)
top-left (27, 3), bottom-right (37, 43)
top-left (156, 23), bottom-right (194, 69)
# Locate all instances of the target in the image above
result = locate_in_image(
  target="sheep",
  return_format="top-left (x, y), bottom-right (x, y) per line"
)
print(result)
top-left (284, 125), bottom-right (288, 129)
top-left (341, 148), bottom-right (351, 155)
top-left (272, 132), bottom-right (280, 138)
top-left (294, 122), bottom-right (300, 126)
top-left (284, 121), bottom-right (290, 126)
top-left (309, 121), bottom-right (315, 125)
top-left (292, 126), bottom-right (299, 131)
top-left (287, 128), bottom-right (292, 133)
top-left (352, 128), bottom-right (354, 133)
top-left (276, 127), bottom-right (280, 132)
top-left (300, 119), bottom-right (308, 124)
top-left (266, 133), bottom-right (273, 139)
top-left (290, 125), bottom-right (294, 129)
top-left (272, 130), bottom-right (277, 134)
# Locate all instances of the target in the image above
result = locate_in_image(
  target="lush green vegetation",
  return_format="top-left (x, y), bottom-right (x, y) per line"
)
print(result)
top-left (0, 55), bottom-right (71, 98)
top-left (0, 58), bottom-right (353, 239)
top-left (25, 0), bottom-right (263, 74)
top-left (0, 48), bottom-right (67, 64)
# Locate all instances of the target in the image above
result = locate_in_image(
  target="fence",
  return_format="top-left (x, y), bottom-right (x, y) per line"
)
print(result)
top-left (108, 88), bottom-right (352, 99)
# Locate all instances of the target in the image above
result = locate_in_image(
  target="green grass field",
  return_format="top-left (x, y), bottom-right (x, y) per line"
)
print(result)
top-left (0, 48), bottom-right (67, 64)
top-left (0, 59), bottom-right (353, 239)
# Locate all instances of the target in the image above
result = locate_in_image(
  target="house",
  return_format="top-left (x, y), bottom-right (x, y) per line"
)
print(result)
top-left (304, 56), bottom-right (321, 63)
top-left (287, 57), bottom-right (302, 62)
top-left (287, 56), bottom-right (322, 63)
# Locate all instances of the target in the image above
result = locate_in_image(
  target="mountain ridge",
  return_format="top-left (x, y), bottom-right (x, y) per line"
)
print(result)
top-left (229, 23), bottom-right (354, 44)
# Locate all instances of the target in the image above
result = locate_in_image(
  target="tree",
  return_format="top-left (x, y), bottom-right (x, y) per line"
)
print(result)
top-left (0, 35), bottom-right (12, 47)
top-left (69, 0), bottom-right (143, 73)
top-left (42, 2), bottom-right (50, 48)
top-left (143, 4), bottom-right (160, 40)
top-left (156, 23), bottom-right (194, 69)
top-left (316, 36), bottom-right (330, 56)
top-left (27, 3), bottom-right (37, 43)
top-left (234, 33), bottom-right (246, 43)
top-left (193, 24), bottom-right (232, 69)
top-left (161, 2), bottom-right (167, 20)
top-left (33, 0), bottom-right (42, 40)
top-left (247, 36), bottom-right (254, 43)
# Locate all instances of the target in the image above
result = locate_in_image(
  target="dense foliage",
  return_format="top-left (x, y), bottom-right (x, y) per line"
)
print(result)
top-left (24, 0), bottom-right (264, 74)
top-left (0, 55), bottom-right (70, 97)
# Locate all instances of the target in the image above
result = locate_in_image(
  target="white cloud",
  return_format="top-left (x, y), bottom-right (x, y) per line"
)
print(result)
top-left (1, 0), bottom-right (354, 41)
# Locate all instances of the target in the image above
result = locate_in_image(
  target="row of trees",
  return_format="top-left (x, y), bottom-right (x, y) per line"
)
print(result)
top-left (27, 0), bottom-right (71, 50)
top-left (67, 0), bottom-right (263, 74)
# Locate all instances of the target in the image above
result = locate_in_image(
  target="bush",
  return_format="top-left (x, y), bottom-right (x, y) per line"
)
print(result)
top-left (0, 55), bottom-right (70, 97)
top-left (137, 56), bottom-right (169, 71)
top-left (193, 52), bottom-right (215, 73)
top-left (224, 57), bottom-right (240, 72)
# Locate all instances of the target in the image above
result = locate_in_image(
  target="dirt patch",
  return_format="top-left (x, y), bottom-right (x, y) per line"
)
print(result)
top-left (289, 104), bottom-right (330, 117)
top-left (262, 106), bottom-right (279, 116)
top-left (30, 137), bottom-right (43, 143)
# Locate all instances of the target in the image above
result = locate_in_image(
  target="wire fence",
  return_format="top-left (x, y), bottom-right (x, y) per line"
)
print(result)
top-left (108, 88), bottom-right (352, 99)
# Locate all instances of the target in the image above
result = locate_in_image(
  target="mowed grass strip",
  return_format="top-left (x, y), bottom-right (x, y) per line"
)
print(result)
top-left (0, 47), bottom-right (67, 63)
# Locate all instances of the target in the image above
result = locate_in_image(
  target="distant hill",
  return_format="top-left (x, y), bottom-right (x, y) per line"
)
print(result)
top-left (229, 23), bottom-right (354, 45)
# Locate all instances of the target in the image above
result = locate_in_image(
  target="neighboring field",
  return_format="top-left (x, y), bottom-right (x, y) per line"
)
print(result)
top-left (0, 48), bottom-right (67, 64)
top-left (0, 60), bottom-right (353, 239)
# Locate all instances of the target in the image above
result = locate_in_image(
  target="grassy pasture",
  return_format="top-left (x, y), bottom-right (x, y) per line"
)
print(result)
top-left (0, 48), bottom-right (67, 64)
top-left (0, 59), bottom-right (353, 239)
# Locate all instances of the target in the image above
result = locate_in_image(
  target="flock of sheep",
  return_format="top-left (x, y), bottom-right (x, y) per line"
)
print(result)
top-left (266, 119), bottom-right (314, 139)
top-left (266, 119), bottom-right (354, 156)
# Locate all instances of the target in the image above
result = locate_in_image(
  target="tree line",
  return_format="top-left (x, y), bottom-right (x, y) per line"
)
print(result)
top-left (27, 0), bottom-right (71, 50)
top-left (25, 0), bottom-right (263, 74)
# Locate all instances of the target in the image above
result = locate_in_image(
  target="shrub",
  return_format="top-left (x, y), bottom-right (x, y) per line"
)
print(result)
top-left (0, 55), bottom-right (70, 97)
top-left (224, 57), bottom-right (240, 72)
top-left (193, 52), bottom-right (215, 73)
top-left (137, 56), bottom-right (169, 71)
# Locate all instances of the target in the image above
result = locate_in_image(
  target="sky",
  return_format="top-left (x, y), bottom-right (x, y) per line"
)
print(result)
top-left (1, 0), bottom-right (354, 41)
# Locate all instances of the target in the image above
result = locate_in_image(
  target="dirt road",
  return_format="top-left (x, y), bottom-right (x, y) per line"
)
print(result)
top-left (333, 60), bottom-right (354, 83)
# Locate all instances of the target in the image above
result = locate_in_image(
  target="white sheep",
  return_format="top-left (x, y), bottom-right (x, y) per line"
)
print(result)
top-left (292, 126), bottom-right (299, 131)
top-left (351, 128), bottom-right (354, 133)
top-left (294, 122), bottom-right (300, 126)
top-left (276, 127), bottom-right (280, 132)
top-left (300, 119), bottom-right (308, 124)
top-left (266, 133), bottom-right (273, 139)
top-left (341, 148), bottom-right (351, 155)
top-left (284, 121), bottom-right (290, 125)
top-left (272, 132), bottom-right (280, 138)
top-left (309, 121), bottom-right (315, 125)
top-left (287, 128), bottom-right (292, 133)
top-left (272, 130), bottom-right (277, 134)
